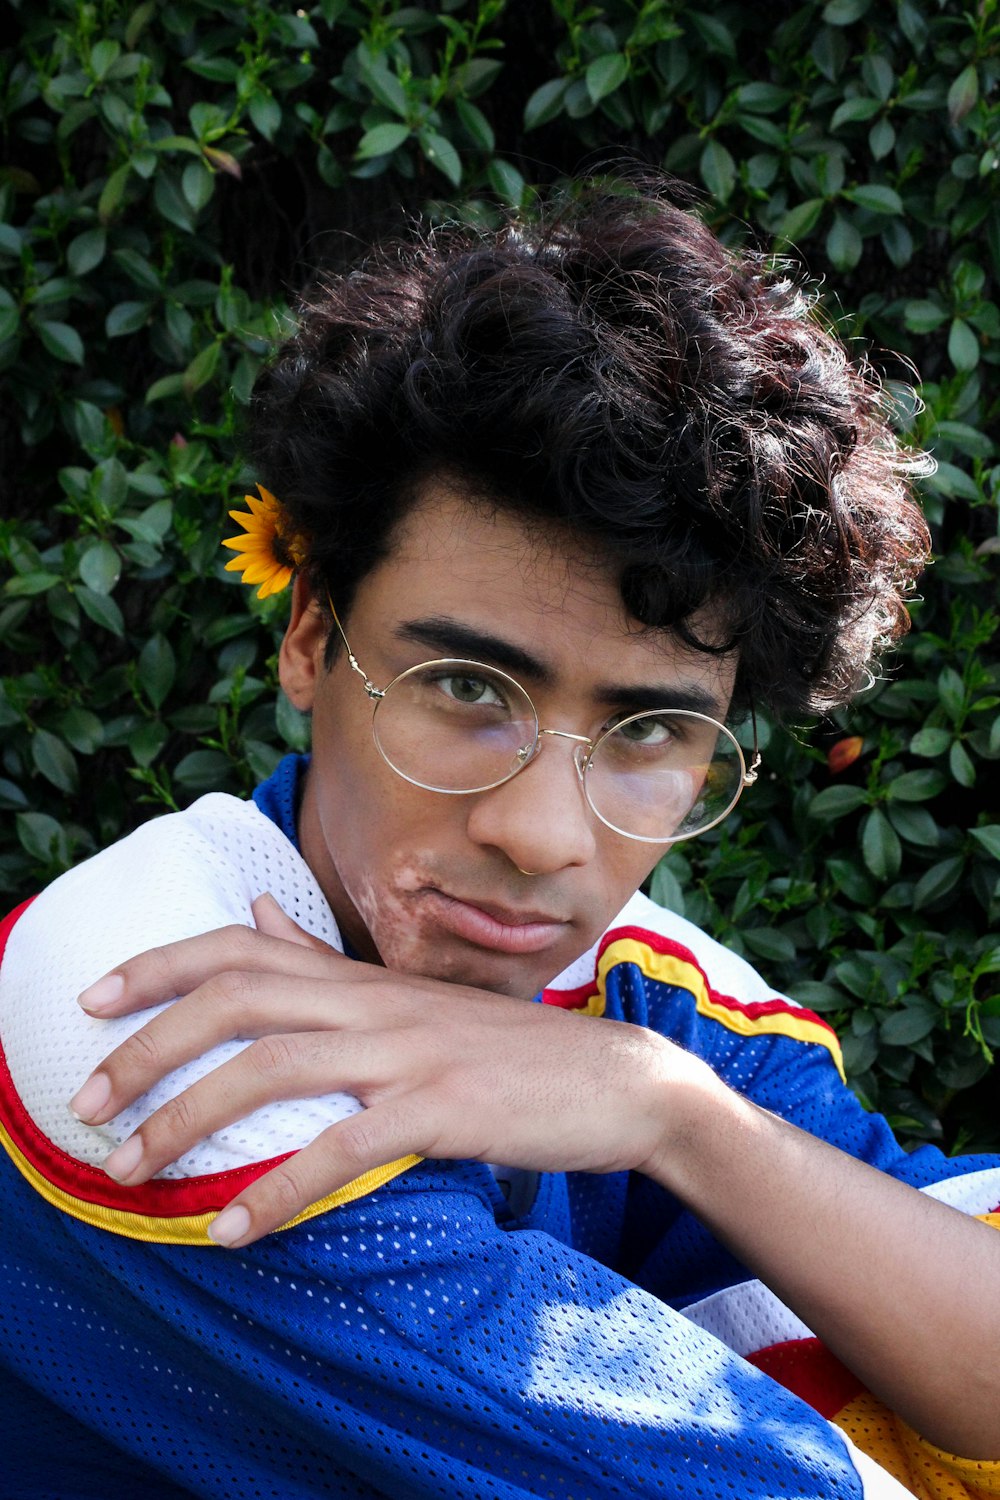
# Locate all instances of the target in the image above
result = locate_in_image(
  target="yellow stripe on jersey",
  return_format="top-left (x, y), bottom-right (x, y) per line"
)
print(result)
top-left (0, 1119), bottom-right (420, 1245)
top-left (587, 935), bottom-right (846, 1081)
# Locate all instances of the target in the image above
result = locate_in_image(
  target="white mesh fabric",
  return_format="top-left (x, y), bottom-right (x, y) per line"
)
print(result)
top-left (0, 793), bottom-right (364, 1177)
top-left (681, 1278), bottom-right (813, 1356)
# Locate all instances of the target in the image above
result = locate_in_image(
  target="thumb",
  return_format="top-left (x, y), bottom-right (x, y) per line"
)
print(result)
top-left (251, 891), bottom-right (332, 951)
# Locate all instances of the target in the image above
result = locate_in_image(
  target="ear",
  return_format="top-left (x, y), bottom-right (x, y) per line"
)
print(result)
top-left (278, 573), bottom-right (328, 712)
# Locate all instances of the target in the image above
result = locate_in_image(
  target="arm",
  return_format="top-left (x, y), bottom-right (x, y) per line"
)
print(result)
top-left (0, 1091), bottom-right (886, 1499)
top-left (72, 896), bottom-right (1000, 1461)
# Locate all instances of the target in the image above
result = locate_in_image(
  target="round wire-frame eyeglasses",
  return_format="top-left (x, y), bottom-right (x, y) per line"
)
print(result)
top-left (325, 595), bottom-right (760, 845)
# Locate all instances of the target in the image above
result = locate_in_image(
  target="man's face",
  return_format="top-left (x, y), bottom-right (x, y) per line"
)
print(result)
top-left (280, 480), bottom-right (738, 999)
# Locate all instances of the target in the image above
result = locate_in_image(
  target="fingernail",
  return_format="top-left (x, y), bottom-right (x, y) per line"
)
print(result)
top-left (70, 1072), bottom-right (111, 1122)
top-left (208, 1205), bottom-right (251, 1247)
top-left (104, 1135), bottom-right (144, 1183)
top-left (78, 974), bottom-right (124, 1013)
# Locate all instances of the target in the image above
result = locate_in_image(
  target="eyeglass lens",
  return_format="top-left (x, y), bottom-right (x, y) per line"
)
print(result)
top-left (371, 660), bottom-right (744, 842)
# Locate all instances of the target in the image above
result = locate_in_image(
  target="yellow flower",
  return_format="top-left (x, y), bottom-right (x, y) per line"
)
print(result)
top-left (222, 485), bottom-right (306, 599)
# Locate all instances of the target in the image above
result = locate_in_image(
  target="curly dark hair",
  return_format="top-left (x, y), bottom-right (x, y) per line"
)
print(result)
top-left (249, 184), bottom-right (930, 717)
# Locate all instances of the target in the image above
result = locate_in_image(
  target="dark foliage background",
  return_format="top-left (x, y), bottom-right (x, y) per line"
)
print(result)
top-left (1, 0), bottom-right (998, 1148)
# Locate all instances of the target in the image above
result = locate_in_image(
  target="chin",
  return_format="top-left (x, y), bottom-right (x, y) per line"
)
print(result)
top-left (378, 933), bottom-right (546, 1000)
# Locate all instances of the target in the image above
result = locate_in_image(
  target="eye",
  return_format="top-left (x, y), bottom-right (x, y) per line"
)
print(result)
top-left (610, 713), bottom-right (675, 746)
top-left (441, 673), bottom-right (500, 705)
top-left (433, 671), bottom-right (508, 708)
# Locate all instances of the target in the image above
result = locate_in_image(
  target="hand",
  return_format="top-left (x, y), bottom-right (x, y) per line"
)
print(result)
top-left (70, 894), bottom-right (707, 1247)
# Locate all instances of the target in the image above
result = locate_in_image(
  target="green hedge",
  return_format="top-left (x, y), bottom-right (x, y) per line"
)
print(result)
top-left (2, 0), bottom-right (998, 1148)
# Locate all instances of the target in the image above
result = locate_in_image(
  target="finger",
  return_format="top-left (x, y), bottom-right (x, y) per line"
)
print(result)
top-left (99, 1029), bottom-right (395, 1186)
top-left (71, 969), bottom-right (374, 1124)
top-left (76, 918), bottom-right (353, 1018)
top-left (251, 892), bottom-right (328, 950)
top-left (205, 1100), bottom-right (430, 1247)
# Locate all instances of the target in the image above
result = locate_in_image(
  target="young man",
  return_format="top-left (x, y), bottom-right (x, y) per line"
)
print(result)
top-left (2, 188), bottom-right (1000, 1499)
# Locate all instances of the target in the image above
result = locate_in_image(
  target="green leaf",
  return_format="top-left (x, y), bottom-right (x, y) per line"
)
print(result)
top-left (67, 228), bottom-right (107, 276)
top-left (830, 96), bottom-right (881, 129)
top-left (356, 122), bottom-right (411, 160)
top-left (455, 98), bottom-right (494, 151)
top-left (880, 1007), bottom-right (937, 1046)
top-left (126, 1), bottom-right (156, 49)
top-left (910, 727), bottom-right (952, 757)
top-left (174, 748), bottom-right (231, 790)
top-left (861, 807), bottom-right (901, 880)
top-left (823, 0), bottom-right (869, 22)
top-left (0, 301), bottom-right (19, 343)
top-left (971, 826), bottom-right (1000, 862)
top-left (487, 158), bottom-right (525, 207)
top-left (913, 856), bottom-right (965, 909)
top-left (59, 707), bottom-right (104, 754)
top-left (276, 689), bottom-right (311, 752)
top-left (138, 633), bottom-right (176, 709)
top-left (845, 184), bottom-right (902, 215)
top-left (862, 54), bottom-right (894, 102)
top-left (78, 540), bottom-right (121, 595)
top-left (36, 320), bottom-right (84, 365)
top-left (700, 140), bottom-right (736, 202)
top-left (0, 777), bottom-right (29, 811)
top-left (886, 804), bottom-right (939, 847)
top-left (146, 373), bottom-right (186, 403)
top-left (776, 198), bottom-right (824, 244)
top-left (808, 784), bottom-right (869, 820)
top-left (948, 64), bottom-right (978, 125)
top-left (949, 739), bottom-right (976, 787)
top-left (16, 811), bottom-right (70, 867)
top-left (742, 927), bottom-right (796, 964)
top-left (182, 160), bottom-right (214, 213)
top-left (90, 39), bottom-right (121, 79)
top-left (938, 667), bottom-right (965, 720)
top-left (248, 91), bottom-right (281, 142)
top-left (114, 247), bottom-right (162, 293)
top-left (885, 769), bottom-right (947, 802)
top-left (827, 858), bottom-right (876, 904)
top-left (183, 341), bottom-right (222, 395)
top-left (868, 118), bottom-right (895, 161)
top-left (32, 728), bottom-right (78, 793)
top-left (357, 53), bottom-right (409, 117)
top-left (106, 300), bottom-right (154, 338)
top-left (98, 163), bottom-right (131, 223)
top-left (734, 83), bottom-right (791, 113)
top-left (690, 13), bottom-right (736, 57)
top-left (420, 131), bottom-right (462, 188)
top-left (129, 720), bottom-right (168, 767)
top-left (77, 585), bottom-right (124, 636)
top-left (585, 53), bottom-right (628, 104)
top-left (523, 78), bottom-right (569, 131)
top-left (826, 213), bottom-right (862, 271)
top-left (159, 170), bottom-right (208, 234)
top-left (904, 300), bottom-right (947, 333)
top-left (5, 571), bottom-right (62, 597)
top-left (948, 317), bottom-right (979, 372)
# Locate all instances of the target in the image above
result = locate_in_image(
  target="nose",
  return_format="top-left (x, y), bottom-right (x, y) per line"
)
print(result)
top-left (465, 734), bottom-right (598, 874)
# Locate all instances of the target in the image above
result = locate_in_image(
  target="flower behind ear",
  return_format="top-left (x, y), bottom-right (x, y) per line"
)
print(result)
top-left (222, 485), bottom-right (306, 598)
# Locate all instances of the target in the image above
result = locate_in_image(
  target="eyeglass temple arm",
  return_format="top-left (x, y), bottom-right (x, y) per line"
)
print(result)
top-left (325, 591), bottom-right (384, 700)
top-left (744, 703), bottom-right (761, 786)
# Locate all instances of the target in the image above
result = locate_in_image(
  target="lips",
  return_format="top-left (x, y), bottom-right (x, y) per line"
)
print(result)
top-left (422, 887), bottom-right (569, 955)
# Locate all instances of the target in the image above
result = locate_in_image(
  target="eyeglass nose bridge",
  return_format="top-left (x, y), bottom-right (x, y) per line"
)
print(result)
top-left (515, 726), bottom-right (594, 782)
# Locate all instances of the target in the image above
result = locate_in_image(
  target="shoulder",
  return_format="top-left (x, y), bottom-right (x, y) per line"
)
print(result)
top-left (544, 889), bottom-right (844, 1078)
top-left (0, 795), bottom-right (404, 1243)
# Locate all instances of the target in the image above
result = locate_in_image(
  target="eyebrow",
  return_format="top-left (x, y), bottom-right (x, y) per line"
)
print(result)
top-left (394, 616), bottom-right (729, 719)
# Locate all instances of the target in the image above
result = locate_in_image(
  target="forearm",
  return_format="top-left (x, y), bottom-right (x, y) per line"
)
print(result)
top-left (643, 1053), bottom-right (1000, 1458)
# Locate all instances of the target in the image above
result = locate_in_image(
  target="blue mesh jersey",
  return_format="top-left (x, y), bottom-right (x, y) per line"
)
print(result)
top-left (1, 754), bottom-right (997, 1500)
